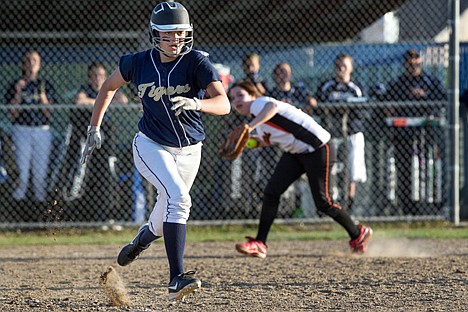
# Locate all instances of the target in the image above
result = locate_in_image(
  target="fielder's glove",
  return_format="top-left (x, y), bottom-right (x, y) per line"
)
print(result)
top-left (80, 126), bottom-right (102, 164)
top-left (170, 96), bottom-right (202, 116)
top-left (219, 124), bottom-right (251, 161)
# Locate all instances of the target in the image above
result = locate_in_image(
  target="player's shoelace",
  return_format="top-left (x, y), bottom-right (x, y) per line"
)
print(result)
top-left (180, 270), bottom-right (196, 280)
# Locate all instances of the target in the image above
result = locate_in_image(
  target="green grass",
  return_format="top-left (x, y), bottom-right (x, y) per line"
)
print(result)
top-left (0, 221), bottom-right (467, 246)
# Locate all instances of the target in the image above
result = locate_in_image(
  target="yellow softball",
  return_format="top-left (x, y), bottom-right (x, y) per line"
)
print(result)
top-left (246, 138), bottom-right (259, 149)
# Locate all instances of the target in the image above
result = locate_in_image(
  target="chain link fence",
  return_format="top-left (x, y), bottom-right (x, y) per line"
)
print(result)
top-left (0, 0), bottom-right (466, 227)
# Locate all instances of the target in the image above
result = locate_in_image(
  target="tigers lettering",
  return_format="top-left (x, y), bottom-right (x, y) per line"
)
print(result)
top-left (138, 82), bottom-right (191, 101)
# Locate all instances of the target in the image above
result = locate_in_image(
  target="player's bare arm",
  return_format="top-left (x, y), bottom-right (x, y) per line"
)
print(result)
top-left (199, 81), bottom-right (231, 115)
top-left (89, 67), bottom-right (126, 127)
top-left (248, 101), bottom-right (278, 131)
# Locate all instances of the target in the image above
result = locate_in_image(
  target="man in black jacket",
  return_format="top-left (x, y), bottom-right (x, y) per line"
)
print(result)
top-left (384, 49), bottom-right (447, 215)
top-left (385, 49), bottom-right (446, 104)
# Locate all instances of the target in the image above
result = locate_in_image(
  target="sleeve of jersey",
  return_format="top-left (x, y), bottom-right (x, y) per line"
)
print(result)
top-left (119, 53), bottom-right (137, 82)
top-left (249, 98), bottom-right (266, 116)
top-left (195, 53), bottom-right (221, 89)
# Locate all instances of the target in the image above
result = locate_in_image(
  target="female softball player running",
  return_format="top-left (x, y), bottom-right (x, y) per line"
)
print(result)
top-left (229, 81), bottom-right (372, 259)
top-left (80, 1), bottom-right (230, 301)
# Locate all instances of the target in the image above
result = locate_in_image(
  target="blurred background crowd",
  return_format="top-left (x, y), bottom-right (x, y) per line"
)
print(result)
top-left (0, 0), bottom-right (467, 226)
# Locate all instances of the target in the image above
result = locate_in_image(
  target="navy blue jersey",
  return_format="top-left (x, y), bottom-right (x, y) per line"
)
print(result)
top-left (316, 79), bottom-right (365, 102)
top-left (384, 72), bottom-right (447, 117)
top-left (119, 48), bottom-right (221, 147)
top-left (385, 72), bottom-right (447, 102)
top-left (316, 79), bottom-right (368, 135)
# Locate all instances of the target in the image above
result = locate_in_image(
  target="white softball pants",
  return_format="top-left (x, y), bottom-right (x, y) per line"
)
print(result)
top-left (11, 125), bottom-right (52, 201)
top-left (132, 132), bottom-right (202, 237)
top-left (347, 131), bottom-right (367, 183)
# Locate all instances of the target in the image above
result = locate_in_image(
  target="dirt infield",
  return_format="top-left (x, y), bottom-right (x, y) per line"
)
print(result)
top-left (0, 238), bottom-right (466, 311)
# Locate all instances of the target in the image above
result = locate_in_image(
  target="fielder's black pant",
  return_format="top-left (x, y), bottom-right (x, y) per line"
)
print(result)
top-left (256, 143), bottom-right (359, 243)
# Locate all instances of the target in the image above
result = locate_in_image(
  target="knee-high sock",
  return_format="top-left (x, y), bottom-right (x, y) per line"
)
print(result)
top-left (163, 222), bottom-right (186, 282)
top-left (139, 227), bottom-right (160, 247)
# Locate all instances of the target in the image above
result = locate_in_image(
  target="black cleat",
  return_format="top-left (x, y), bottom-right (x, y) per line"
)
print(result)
top-left (168, 271), bottom-right (201, 301)
top-left (117, 224), bottom-right (151, 266)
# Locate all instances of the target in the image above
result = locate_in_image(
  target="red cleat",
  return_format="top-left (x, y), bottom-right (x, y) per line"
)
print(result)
top-left (235, 236), bottom-right (267, 258)
top-left (349, 224), bottom-right (373, 254)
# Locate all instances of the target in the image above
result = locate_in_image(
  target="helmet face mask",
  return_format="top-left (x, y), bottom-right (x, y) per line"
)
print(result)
top-left (149, 2), bottom-right (193, 56)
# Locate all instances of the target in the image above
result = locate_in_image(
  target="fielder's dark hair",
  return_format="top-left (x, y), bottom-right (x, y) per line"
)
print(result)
top-left (229, 80), bottom-right (262, 98)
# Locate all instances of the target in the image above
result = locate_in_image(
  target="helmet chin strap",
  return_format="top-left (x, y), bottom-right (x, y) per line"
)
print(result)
top-left (162, 52), bottom-right (174, 58)
top-left (153, 41), bottom-right (191, 58)
top-left (155, 44), bottom-right (180, 58)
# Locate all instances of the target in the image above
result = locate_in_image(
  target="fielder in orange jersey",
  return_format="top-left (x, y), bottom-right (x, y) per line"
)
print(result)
top-left (229, 81), bottom-right (372, 259)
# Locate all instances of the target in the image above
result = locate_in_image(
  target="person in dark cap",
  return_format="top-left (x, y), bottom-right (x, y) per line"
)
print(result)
top-left (385, 49), bottom-right (446, 104)
top-left (383, 49), bottom-right (447, 215)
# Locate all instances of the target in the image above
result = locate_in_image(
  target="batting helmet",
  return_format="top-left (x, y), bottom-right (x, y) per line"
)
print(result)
top-left (149, 2), bottom-right (193, 56)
